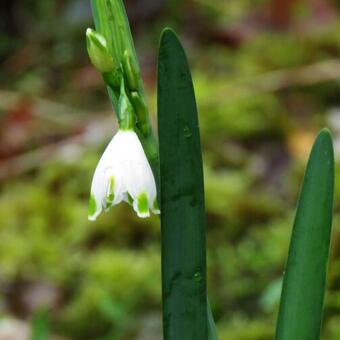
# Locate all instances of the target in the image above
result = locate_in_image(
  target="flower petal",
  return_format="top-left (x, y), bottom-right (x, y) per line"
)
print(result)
top-left (88, 129), bottom-right (159, 220)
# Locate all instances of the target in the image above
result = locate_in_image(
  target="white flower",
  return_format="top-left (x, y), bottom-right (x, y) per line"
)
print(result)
top-left (88, 130), bottom-right (160, 220)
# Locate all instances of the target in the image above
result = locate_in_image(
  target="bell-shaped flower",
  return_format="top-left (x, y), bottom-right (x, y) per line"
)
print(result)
top-left (88, 129), bottom-right (160, 220)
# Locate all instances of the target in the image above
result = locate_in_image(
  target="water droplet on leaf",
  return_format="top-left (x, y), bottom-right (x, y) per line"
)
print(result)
top-left (193, 271), bottom-right (202, 282)
top-left (183, 126), bottom-right (192, 138)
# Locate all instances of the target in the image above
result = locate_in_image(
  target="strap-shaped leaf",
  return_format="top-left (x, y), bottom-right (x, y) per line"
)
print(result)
top-left (275, 129), bottom-right (334, 340)
top-left (158, 28), bottom-right (207, 340)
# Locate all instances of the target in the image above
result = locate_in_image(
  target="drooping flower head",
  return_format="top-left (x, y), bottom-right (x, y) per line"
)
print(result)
top-left (88, 80), bottom-right (159, 220)
top-left (88, 129), bottom-right (159, 220)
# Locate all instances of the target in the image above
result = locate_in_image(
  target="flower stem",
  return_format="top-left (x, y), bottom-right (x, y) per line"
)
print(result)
top-left (90, 0), bottom-right (159, 182)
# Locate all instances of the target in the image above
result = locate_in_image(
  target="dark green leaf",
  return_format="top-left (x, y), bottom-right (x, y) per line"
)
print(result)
top-left (158, 28), bottom-right (207, 340)
top-left (275, 129), bottom-right (334, 340)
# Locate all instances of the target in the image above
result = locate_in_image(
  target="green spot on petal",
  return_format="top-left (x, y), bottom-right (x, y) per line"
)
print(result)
top-left (106, 176), bottom-right (115, 204)
top-left (137, 193), bottom-right (149, 216)
top-left (88, 194), bottom-right (97, 217)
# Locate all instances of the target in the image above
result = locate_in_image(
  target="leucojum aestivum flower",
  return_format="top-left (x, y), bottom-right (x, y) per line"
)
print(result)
top-left (86, 28), bottom-right (159, 220)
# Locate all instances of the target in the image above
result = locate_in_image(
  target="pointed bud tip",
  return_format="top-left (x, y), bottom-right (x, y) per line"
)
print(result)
top-left (122, 49), bottom-right (139, 91)
top-left (86, 28), bottom-right (93, 36)
top-left (86, 28), bottom-right (115, 73)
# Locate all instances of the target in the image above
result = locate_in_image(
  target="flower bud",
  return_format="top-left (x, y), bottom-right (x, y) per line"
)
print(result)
top-left (118, 79), bottom-right (135, 130)
top-left (86, 28), bottom-right (115, 73)
top-left (122, 50), bottom-right (140, 91)
top-left (103, 70), bottom-right (121, 90)
top-left (130, 91), bottom-right (151, 136)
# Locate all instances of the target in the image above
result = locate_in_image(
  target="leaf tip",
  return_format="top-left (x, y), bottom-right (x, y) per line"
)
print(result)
top-left (318, 127), bottom-right (332, 139)
top-left (315, 128), bottom-right (334, 154)
top-left (160, 27), bottom-right (180, 45)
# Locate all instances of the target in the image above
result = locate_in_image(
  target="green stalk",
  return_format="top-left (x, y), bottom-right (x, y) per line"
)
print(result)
top-left (31, 309), bottom-right (49, 340)
top-left (89, 3), bottom-right (217, 337)
top-left (158, 28), bottom-right (208, 340)
top-left (91, 0), bottom-right (145, 122)
top-left (90, 0), bottom-right (159, 184)
top-left (91, 0), bottom-right (138, 82)
top-left (275, 129), bottom-right (334, 340)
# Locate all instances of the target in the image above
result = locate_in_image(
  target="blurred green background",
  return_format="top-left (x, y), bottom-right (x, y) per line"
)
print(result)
top-left (1, 0), bottom-right (340, 339)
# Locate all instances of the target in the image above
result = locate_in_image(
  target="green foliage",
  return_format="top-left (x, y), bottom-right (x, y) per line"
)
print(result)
top-left (276, 130), bottom-right (334, 340)
top-left (194, 77), bottom-right (287, 140)
top-left (158, 28), bottom-right (208, 340)
top-left (217, 316), bottom-right (274, 340)
top-left (61, 250), bottom-right (160, 339)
